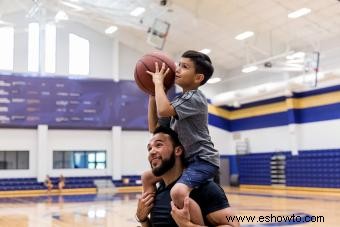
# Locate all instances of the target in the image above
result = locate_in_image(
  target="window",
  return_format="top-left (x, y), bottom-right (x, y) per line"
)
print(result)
top-left (53, 150), bottom-right (106, 169)
top-left (69, 33), bottom-right (89, 75)
top-left (28, 23), bottom-right (40, 72)
top-left (88, 151), bottom-right (106, 169)
top-left (0, 26), bottom-right (14, 71)
top-left (0, 151), bottom-right (29, 169)
top-left (45, 23), bottom-right (56, 73)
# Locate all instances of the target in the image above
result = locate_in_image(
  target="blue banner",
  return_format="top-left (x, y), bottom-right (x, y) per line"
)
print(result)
top-left (0, 73), bottom-right (167, 130)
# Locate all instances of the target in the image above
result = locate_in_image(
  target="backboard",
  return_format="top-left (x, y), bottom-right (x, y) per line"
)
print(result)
top-left (147, 18), bottom-right (170, 50)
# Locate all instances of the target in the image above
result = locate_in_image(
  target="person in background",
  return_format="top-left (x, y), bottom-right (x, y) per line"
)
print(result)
top-left (44, 175), bottom-right (53, 194)
top-left (58, 174), bottom-right (65, 193)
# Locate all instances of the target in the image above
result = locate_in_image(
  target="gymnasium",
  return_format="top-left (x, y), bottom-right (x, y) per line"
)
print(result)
top-left (0, 0), bottom-right (340, 226)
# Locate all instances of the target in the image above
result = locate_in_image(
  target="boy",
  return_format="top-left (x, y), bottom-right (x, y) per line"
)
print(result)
top-left (142, 50), bottom-right (219, 224)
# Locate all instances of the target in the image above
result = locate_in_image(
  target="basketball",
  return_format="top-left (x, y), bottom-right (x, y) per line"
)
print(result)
top-left (134, 52), bottom-right (176, 95)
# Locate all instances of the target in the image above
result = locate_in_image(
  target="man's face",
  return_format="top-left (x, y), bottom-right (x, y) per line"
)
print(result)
top-left (147, 133), bottom-right (176, 177)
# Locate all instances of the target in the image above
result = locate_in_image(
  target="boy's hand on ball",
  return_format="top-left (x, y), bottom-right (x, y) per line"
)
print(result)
top-left (134, 52), bottom-right (175, 95)
top-left (147, 62), bottom-right (170, 86)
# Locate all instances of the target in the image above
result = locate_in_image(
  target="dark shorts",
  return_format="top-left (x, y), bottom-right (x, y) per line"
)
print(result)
top-left (177, 157), bottom-right (219, 188)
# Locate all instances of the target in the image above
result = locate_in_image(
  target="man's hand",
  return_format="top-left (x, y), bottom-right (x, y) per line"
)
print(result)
top-left (171, 196), bottom-right (193, 227)
top-left (146, 62), bottom-right (170, 86)
top-left (136, 192), bottom-right (155, 222)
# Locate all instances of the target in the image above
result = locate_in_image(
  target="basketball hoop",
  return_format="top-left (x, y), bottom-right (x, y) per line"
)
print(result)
top-left (304, 51), bottom-right (320, 87)
top-left (147, 18), bottom-right (170, 50)
top-left (313, 51), bottom-right (320, 87)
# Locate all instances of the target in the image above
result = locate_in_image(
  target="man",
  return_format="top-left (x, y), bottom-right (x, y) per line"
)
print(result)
top-left (136, 126), bottom-right (239, 227)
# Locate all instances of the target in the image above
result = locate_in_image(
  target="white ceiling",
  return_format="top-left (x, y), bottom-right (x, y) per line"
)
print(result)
top-left (1, 0), bottom-right (340, 99)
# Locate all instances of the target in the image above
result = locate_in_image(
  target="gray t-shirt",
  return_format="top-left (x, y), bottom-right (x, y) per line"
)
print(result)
top-left (158, 89), bottom-right (219, 167)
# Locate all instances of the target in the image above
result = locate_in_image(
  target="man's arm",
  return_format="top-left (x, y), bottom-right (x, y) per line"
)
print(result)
top-left (171, 197), bottom-right (206, 227)
top-left (136, 192), bottom-right (155, 227)
top-left (171, 197), bottom-right (240, 227)
top-left (206, 208), bottom-right (240, 227)
top-left (138, 218), bottom-right (151, 227)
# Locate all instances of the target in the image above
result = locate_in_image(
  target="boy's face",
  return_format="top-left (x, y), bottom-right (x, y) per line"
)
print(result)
top-left (175, 57), bottom-right (203, 89)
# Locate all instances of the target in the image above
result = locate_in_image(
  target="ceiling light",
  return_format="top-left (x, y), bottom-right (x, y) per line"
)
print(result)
top-left (130, 7), bottom-right (145, 17)
top-left (105, 26), bottom-right (118, 34)
top-left (235, 31), bottom-right (254, 40)
top-left (61, 1), bottom-right (83, 11)
top-left (207, 77), bottom-right (221, 84)
top-left (55, 10), bottom-right (69, 22)
top-left (242, 65), bottom-right (258, 73)
top-left (199, 49), bottom-right (211, 54)
top-left (288, 8), bottom-right (311, 18)
top-left (286, 52), bottom-right (305, 60)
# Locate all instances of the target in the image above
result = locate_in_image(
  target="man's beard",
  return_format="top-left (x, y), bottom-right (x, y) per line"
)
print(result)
top-left (151, 151), bottom-right (175, 177)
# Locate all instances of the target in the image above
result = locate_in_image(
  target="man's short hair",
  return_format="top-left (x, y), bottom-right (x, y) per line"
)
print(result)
top-left (153, 126), bottom-right (181, 148)
top-left (181, 50), bottom-right (214, 85)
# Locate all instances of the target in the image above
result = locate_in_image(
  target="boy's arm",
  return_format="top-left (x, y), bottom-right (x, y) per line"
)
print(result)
top-left (154, 82), bottom-right (176, 117)
top-left (148, 96), bottom-right (158, 133)
top-left (147, 62), bottom-right (176, 118)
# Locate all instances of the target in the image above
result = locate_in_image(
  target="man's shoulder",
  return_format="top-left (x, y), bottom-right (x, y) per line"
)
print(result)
top-left (156, 179), bottom-right (224, 198)
top-left (192, 181), bottom-right (223, 195)
top-left (190, 181), bottom-right (229, 207)
top-left (190, 181), bottom-right (230, 217)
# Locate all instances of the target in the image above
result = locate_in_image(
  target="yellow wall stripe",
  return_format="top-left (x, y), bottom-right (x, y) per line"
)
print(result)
top-left (209, 91), bottom-right (340, 120)
top-left (288, 91), bottom-right (340, 109)
top-left (208, 105), bottom-right (231, 118)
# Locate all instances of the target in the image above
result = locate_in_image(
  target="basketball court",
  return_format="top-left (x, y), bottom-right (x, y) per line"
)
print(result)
top-left (1, 0), bottom-right (340, 226)
top-left (0, 188), bottom-right (339, 226)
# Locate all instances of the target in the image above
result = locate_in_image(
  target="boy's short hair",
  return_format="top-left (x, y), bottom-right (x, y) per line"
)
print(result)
top-left (181, 50), bottom-right (214, 85)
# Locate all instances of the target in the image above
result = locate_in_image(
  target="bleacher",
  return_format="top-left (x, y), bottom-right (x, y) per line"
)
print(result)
top-left (0, 178), bottom-right (44, 191)
top-left (238, 153), bottom-right (273, 185)
top-left (286, 149), bottom-right (340, 188)
top-left (49, 176), bottom-right (110, 189)
top-left (3, 149), bottom-right (338, 191)
top-left (238, 149), bottom-right (340, 189)
top-left (0, 175), bottom-right (142, 192)
top-left (112, 175), bottom-right (141, 187)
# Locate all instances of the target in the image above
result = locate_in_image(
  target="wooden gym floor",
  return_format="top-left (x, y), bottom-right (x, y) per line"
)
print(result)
top-left (0, 186), bottom-right (339, 227)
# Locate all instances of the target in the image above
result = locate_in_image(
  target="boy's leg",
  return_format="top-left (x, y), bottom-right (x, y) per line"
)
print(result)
top-left (171, 158), bottom-right (219, 225)
top-left (141, 170), bottom-right (162, 194)
top-left (170, 183), bottom-right (204, 225)
top-left (170, 183), bottom-right (191, 208)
